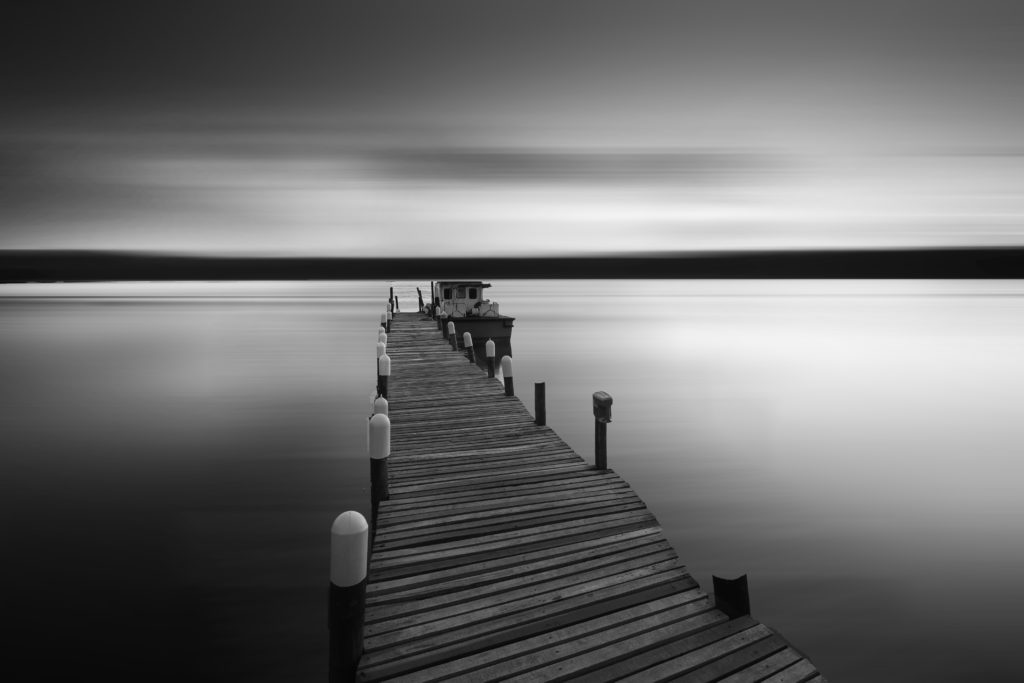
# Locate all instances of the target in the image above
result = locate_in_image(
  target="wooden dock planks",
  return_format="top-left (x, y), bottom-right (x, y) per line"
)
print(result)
top-left (358, 310), bottom-right (825, 682)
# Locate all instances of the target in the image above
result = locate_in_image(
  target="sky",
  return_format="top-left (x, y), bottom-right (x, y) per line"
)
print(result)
top-left (3, 0), bottom-right (1024, 257)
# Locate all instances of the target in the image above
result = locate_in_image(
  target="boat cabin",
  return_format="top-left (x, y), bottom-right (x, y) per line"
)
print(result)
top-left (432, 281), bottom-right (501, 318)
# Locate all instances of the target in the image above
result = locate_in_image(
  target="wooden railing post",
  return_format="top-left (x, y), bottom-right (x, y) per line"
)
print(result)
top-left (535, 382), bottom-right (546, 426)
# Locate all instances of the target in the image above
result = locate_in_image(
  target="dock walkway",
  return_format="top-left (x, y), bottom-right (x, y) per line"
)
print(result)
top-left (357, 310), bottom-right (825, 682)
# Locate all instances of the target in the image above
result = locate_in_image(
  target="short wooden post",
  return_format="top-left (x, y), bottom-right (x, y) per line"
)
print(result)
top-left (535, 382), bottom-right (546, 426)
top-left (593, 391), bottom-right (612, 470)
top-left (501, 355), bottom-right (514, 396)
top-left (713, 574), bottom-right (751, 619)
top-left (329, 511), bottom-right (368, 683)
top-left (444, 321), bottom-right (456, 350)
top-left (463, 332), bottom-right (474, 363)
top-left (394, 295), bottom-right (399, 312)
top-left (369, 413), bottom-right (390, 530)
top-left (486, 339), bottom-right (496, 378)
top-left (377, 353), bottom-right (391, 399)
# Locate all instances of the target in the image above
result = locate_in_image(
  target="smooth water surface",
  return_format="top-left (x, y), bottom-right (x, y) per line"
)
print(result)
top-left (4, 279), bottom-right (1024, 681)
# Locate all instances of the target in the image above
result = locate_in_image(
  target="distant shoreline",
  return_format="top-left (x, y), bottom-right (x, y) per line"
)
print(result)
top-left (3, 248), bottom-right (1024, 282)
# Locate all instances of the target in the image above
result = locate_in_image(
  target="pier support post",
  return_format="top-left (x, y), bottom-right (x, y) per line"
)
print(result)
top-left (377, 353), bottom-right (391, 399)
top-left (713, 574), bottom-right (751, 619)
top-left (376, 342), bottom-right (386, 382)
top-left (463, 332), bottom-right (474, 363)
top-left (501, 356), bottom-right (514, 396)
top-left (438, 311), bottom-right (447, 333)
top-left (380, 312), bottom-right (388, 334)
top-left (593, 391), bottom-right (613, 470)
top-left (369, 413), bottom-right (391, 531)
top-left (447, 321), bottom-right (457, 350)
top-left (386, 307), bottom-right (393, 333)
top-left (329, 511), bottom-right (368, 683)
top-left (486, 339), bottom-right (496, 378)
top-left (535, 382), bottom-right (546, 426)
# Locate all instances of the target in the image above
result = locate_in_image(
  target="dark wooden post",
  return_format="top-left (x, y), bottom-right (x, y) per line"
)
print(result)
top-left (501, 356), bottom-right (514, 396)
top-left (329, 511), bottom-right (368, 683)
top-left (417, 288), bottom-right (424, 311)
top-left (593, 391), bottom-right (612, 470)
top-left (535, 382), bottom-right (546, 426)
top-left (486, 339), bottom-right (496, 378)
top-left (713, 574), bottom-right (751, 619)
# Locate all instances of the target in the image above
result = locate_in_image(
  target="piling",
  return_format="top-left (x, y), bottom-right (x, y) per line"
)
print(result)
top-left (329, 511), bottom-right (368, 683)
top-left (486, 338), bottom-right (496, 378)
top-left (501, 355), bottom-right (514, 396)
top-left (535, 381), bottom-right (546, 426)
top-left (463, 332), bottom-right (475, 363)
top-left (713, 574), bottom-right (751, 619)
top-left (369, 413), bottom-right (391, 530)
top-left (447, 321), bottom-right (457, 350)
top-left (593, 391), bottom-right (613, 470)
top-left (438, 311), bottom-right (447, 333)
top-left (377, 353), bottom-right (391, 399)
top-left (380, 312), bottom-right (388, 334)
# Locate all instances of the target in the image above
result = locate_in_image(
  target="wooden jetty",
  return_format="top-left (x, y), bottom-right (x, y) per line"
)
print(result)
top-left (351, 307), bottom-right (826, 682)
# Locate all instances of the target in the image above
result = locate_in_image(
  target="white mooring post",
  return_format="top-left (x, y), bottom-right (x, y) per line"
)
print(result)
top-left (501, 355), bottom-right (514, 396)
top-left (447, 321), bottom-right (457, 350)
top-left (378, 330), bottom-right (387, 345)
top-left (375, 341), bottom-right (386, 383)
top-left (377, 353), bottom-right (391, 399)
top-left (385, 307), bottom-right (393, 333)
top-left (329, 511), bottom-right (368, 683)
top-left (372, 395), bottom-right (388, 417)
top-left (368, 412), bottom-right (391, 530)
top-left (379, 312), bottom-right (388, 334)
top-left (486, 339), bottom-right (496, 378)
top-left (463, 332), bottom-right (474, 363)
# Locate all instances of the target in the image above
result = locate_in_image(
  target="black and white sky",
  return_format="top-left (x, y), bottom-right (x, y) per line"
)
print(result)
top-left (4, 0), bottom-right (1024, 256)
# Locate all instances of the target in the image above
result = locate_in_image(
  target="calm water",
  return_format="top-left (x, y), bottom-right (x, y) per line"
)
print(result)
top-left (4, 280), bottom-right (1024, 681)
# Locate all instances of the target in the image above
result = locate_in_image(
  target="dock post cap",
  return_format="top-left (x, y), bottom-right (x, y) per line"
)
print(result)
top-left (368, 413), bottom-right (391, 460)
top-left (500, 355), bottom-right (513, 376)
top-left (387, 310), bottom-right (393, 321)
top-left (463, 332), bottom-right (473, 346)
top-left (330, 511), bottom-right (369, 587)
top-left (378, 331), bottom-right (387, 344)
top-left (377, 354), bottom-right (391, 376)
top-left (485, 339), bottom-right (496, 357)
top-left (379, 313), bottom-right (387, 324)
top-left (372, 396), bottom-right (388, 416)
top-left (593, 391), bottom-right (613, 423)
top-left (376, 341), bottom-right (386, 358)
top-left (447, 321), bottom-right (456, 335)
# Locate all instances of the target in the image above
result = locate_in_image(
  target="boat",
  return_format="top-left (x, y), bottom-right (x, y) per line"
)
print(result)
top-left (418, 280), bottom-right (515, 362)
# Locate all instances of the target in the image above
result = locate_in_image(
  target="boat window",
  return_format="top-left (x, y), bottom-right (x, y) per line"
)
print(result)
top-left (468, 287), bottom-right (478, 299)
top-left (457, 286), bottom-right (467, 299)
top-left (443, 287), bottom-right (452, 300)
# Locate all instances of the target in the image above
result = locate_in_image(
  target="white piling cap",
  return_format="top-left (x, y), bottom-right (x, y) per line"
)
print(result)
top-left (376, 341), bottom-right (386, 358)
top-left (373, 396), bottom-right (389, 416)
top-left (378, 354), bottom-right (391, 376)
top-left (485, 339), bottom-right (495, 357)
top-left (331, 511), bottom-right (368, 587)
top-left (501, 355), bottom-right (513, 377)
top-left (369, 412), bottom-right (391, 460)
top-left (387, 302), bottom-right (393, 312)
top-left (463, 332), bottom-right (472, 346)
top-left (378, 331), bottom-right (387, 344)
top-left (387, 310), bottom-right (393, 321)
top-left (447, 321), bottom-right (456, 335)
top-left (379, 312), bottom-right (387, 324)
